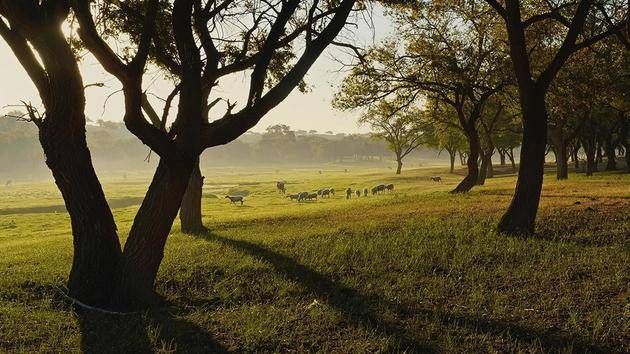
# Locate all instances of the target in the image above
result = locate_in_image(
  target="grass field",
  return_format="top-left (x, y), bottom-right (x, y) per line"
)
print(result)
top-left (0, 165), bottom-right (628, 353)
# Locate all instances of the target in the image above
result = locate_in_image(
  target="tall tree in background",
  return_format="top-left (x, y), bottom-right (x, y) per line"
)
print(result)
top-left (359, 100), bottom-right (426, 174)
top-left (485, 0), bottom-right (628, 235)
top-left (335, 0), bottom-right (511, 192)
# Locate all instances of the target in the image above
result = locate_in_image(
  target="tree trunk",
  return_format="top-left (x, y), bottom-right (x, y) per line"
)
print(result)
top-left (41, 117), bottom-right (122, 307)
top-left (395, 155), bottom-right (403, 174)
top-left (596, 143), bottom-right (603, 163)
top-left (499, 149), bottom-right (506, 166)
top-left (449, 150), bottom-right (456, 173)
top-left (498, 93), bottom-right (547, 235)
top-left (13, 25), bottom-right (123, 307)
top-left (550, 126), bottom-right (568, 180)
top-left (451, 128), bottom-right (480, 193)
top-left (508, 148), bottom-right (516, 170)
top-left (584, 138), bottom-right (597, 176)
top-left (571, 142), bottom-right (580, 169)
top-left (477, 153), bottom-right (489, 185)
top-left (113, 158), bottom-right (194, 310)
top-left (486, 152), bottom-right (494, 178)
top-left (180, 163), bottom-right (206, 233)
top-left (604, 137), bottom-right (617, 171)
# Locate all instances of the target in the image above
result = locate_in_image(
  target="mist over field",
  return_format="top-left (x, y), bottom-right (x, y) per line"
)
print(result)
top-left (0, 114), bottom-right (452, 181)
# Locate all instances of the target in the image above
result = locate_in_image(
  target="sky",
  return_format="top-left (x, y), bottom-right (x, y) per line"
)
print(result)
top-left (0, 6), bottom-right (393, 135)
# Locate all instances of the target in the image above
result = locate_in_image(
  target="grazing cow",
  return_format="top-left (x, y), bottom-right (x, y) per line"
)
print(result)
top-left (277, 181), bottom-right (286, 194)
top-left (225, 195), bottom-right (244, 205)
top-left (286, 194), bottom-right (300, 201)
top-left (372, 184), bottom-right (386, 195)
top-left (321, 189), bottom-right (331, 198)
top-left (364, 188), bottom-right (368, 197)
top-left (297, 191), bottom-right (309, 201)
top-left (330, 188), bottom-right (335, 196)
top-left (346, 188), bottom-right (352, 199)
top-left (431, 176), bottom-right (442, 182)
top-left (385, 183), bottom-right (394, 192)
top-left (355, 190), bottom-right (361, 197)
top-left (306, 193), bottom-right (318, 201)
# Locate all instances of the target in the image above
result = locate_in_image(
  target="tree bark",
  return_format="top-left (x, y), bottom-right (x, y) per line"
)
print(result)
top-left (113, 158), bottom-right (194, 310)
top-left (41, 115), bottom-right (122, 307)
top-left (498, 93), bottom-right (547, 235)
top-left (571, 142), bottom-right (580, 169)
top-left (395, 155), bottom-right (403, 174)
top-left (550, 126), bottom-right (568, 180)
top-left (179, 162), bottom-right (206, 233)
top-left (449, 150), bottom-right (456, 173)
top-left (584, 138), bottom-right (597, 176)
top-left (477, 153), bottom-right (489, 185)
top-left (499, 149), bottom-right (506, 166)
top-left (451, 128), bottom-right (480, 193)
top-left (604, 137), bottom-right (617, 171)
top-left (5, 22), bottom-right (123, 306)
top-left (508, 148), bottom-right (516, 170)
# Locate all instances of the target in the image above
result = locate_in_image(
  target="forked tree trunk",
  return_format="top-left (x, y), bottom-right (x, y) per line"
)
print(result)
top-left (452, 128), bottom-right (480, 193)
top-left (113, 158), bottom-right (194, 310)
top-left (498, 93), bottom-right (547, 235)
top-left (180, 163), bottom-right (205, 233)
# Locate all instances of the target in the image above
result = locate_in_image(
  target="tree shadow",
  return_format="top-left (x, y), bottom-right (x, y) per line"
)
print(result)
top-left (194, 232), bottom-right (613, 352)
top-left (75, 307), bottom-right (228, 353)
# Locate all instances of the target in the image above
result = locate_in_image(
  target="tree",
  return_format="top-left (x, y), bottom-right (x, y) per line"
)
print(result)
top-left (334, 0), bottom-right (511, 192)
top-left (484, 0), bottom-right (628, 234)
top-left (1, 0), bottom-right (358, 310)
top-left (358, 100), bottom-right (425, 174)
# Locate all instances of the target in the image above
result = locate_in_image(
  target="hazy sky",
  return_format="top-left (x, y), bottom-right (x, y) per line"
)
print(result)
top-left (0, 7), bottom-right (392, 135)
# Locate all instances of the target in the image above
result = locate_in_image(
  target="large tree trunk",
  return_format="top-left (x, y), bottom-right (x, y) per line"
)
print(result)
top-left (41, 115), bottom-right (122, 307)
top-left (180, 163), bottom-right (206, 233)
top-left (452, 128), bottom-right (480, 193)
top-left (21, 26), bottom-right (122, 307)
top-left (499, 149), bottom-right (506, 166)
top-left (449, 150), bottom-right (456, 173)
top-left (498, 93), bottom-right (547, 235)
top-left (113, 158), bottom-right (194, 310)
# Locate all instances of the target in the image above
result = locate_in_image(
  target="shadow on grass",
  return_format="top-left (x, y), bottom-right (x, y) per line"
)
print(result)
top-left (75, 307), bottom-right (228, 353)
top-left (195, 232), bottom-right (614, 352)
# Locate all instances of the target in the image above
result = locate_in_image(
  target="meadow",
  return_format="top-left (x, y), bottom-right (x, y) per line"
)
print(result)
top-left (0, 165), bottom-right (628, 353)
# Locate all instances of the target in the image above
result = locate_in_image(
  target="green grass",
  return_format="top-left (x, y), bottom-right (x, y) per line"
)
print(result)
top-left (0, 165), bottom-right (628, 353)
